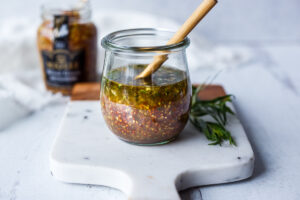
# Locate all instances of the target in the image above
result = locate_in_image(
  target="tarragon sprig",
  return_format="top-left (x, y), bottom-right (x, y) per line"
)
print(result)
top-left (189, 85), bottom-right (236, 146)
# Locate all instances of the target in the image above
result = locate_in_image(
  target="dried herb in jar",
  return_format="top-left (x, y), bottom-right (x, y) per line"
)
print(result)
top-left (100, 64), bottom-right (192, 145)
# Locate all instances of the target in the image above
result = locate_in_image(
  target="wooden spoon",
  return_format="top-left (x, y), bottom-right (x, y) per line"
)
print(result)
top-left (135, 0), bottom-right (217, 79)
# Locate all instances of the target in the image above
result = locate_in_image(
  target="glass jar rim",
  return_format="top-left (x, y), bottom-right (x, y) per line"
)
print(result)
top-left (101, 28), bottom-right (190, 54)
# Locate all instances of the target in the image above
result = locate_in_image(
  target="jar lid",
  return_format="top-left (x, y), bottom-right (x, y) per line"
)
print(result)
top-left (41, 0), bottom-right (91, 21)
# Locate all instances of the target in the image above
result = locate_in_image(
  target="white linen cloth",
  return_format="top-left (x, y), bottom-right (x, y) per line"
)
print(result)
top-left (0, 10), bottom-right (253, 130)
top-left (0, 72), bottom-right (66, 130)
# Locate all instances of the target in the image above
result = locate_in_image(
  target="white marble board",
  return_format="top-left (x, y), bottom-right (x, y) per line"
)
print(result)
top-left (50, 101), bottom-right (254, 200)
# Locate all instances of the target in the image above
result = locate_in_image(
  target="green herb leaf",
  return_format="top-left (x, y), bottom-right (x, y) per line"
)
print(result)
top-left (189, 85), bottom-right (236, 146)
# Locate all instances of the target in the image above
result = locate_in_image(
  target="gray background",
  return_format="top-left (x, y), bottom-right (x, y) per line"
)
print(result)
top-left (1, 0), bottom-right (299, 43)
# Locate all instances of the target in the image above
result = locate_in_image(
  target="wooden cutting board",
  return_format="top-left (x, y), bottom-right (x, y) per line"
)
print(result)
top-left (50, 83), bottom-right (254, 200)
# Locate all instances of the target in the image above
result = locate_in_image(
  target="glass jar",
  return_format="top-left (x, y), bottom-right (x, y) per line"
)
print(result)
top-left (100, 28), bottom-right (192, 145)
top-left (37, 1), bottom-right (98, 95)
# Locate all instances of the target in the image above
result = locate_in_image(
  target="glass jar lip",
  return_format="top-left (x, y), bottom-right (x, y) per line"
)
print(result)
top-left (101, 28), bottom-right (190, 53)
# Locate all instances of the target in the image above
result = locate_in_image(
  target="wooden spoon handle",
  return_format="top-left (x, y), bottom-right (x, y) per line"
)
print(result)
top-left (135, 0), bottom-right (217, 79)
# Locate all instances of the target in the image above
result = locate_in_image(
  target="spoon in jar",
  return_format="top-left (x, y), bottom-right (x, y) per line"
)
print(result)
top-left (135, 0), bottom-right (217, 80)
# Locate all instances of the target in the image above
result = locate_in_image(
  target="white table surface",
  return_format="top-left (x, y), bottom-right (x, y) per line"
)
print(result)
top-left (1, 44), bottom-right (300, 200)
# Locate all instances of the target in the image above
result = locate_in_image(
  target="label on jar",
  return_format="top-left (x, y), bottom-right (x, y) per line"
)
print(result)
top-left (41, 49), bottom-right (85, 86)
top-left (41, 15), bottom-right (85, 87)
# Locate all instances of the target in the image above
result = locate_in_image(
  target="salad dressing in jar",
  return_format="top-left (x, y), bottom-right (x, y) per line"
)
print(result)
top-left (100, 29), bottom-right (192, 145)
top-left (37, 1), bottom-right (97, 95)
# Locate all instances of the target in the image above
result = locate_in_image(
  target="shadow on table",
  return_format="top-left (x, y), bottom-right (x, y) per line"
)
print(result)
top-left (180, 187), bottom-right (203, 200)
top-left (233, 102), bottom-right (266, 179)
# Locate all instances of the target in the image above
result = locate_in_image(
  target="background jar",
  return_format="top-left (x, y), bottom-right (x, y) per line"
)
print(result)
top-left (100, 28), bottom-right (192, 145)
top-left (37, 2), bottom-right (98, 95)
